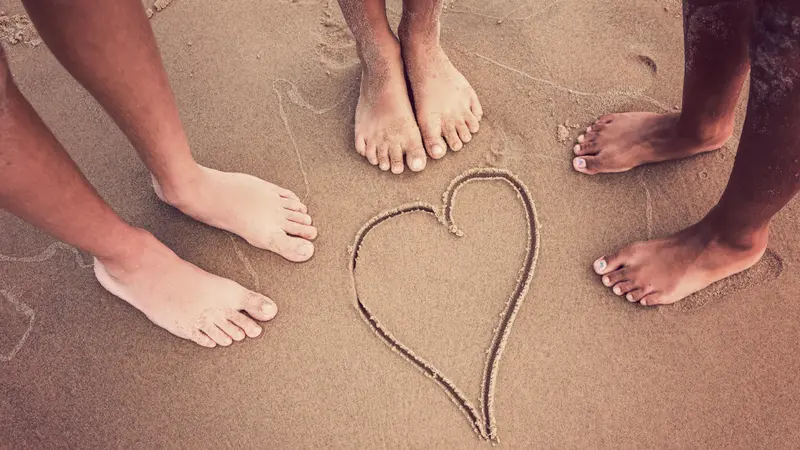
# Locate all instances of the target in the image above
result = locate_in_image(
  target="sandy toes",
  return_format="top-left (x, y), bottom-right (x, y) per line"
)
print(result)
top-left (572, 112), bottom-right (732, 174)
top-left (353, 39), bottom-right (427, 174)
top-left (592, 220), bottom-right (768, 306)
top-left (94, 230), bottom-right (277, 348)
top-left (153, 165), bottom-right (316, 262)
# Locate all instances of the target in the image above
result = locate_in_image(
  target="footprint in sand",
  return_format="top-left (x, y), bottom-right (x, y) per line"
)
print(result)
top-left (315, 0), bottom-right (359, 72)
top-left (349, 168), bottom-right (539, 443)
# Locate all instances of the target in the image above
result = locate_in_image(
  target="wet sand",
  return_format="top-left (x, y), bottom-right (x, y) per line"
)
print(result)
top-left (1, 0), bottom-right (799, 447)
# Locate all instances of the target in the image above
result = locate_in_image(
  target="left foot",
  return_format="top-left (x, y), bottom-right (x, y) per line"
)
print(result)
top-left (592, 217), bottom-right (768, 306)
top-left (153, 165), bottom-right (317, 262)
top-left (399, 24), bottom-right (483, 158)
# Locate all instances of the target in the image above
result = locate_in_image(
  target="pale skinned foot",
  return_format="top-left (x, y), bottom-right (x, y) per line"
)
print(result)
top-left (592, 217), bottom-right (768, 306)
top-left (400, 28), bottom-right (483, 159)
top-left (354, 38), bottom-right (427, 174)
top-left (572, 112), bottom-right (732, 174)
top-left (153, 165), bottom-right (316, 262)
top-left (94, 229), bottom-right (277, 347)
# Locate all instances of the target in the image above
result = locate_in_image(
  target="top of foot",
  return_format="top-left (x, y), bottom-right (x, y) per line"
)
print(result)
top-left (572, 112), bottom-right (732, 174)
top-left (153, 166), bottom-right (317, 262)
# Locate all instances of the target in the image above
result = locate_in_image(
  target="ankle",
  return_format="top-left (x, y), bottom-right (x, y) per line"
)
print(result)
top-left (358, 33), bottom-right (402, 76)
top-left (675, 113), bottom-right (735, 148)
top-left (398, 16), bottom-right (440, 48)
top-left (699, 208), bottom-right (770, 252)
top-left (94, 227), bottom-right (162, 276)
top-left (151, 163), bottom-right (206, 209)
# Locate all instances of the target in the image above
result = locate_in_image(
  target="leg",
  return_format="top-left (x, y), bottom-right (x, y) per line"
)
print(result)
top-left (22, 0), bottom-right (316, 261)
top-left (573, 0), bottom-right (752, 174)
top-left (399, 0), bottom-right (483, 160)
top-left (592, 0), bottom-right (800, 305)
top-left (0, 50), bottom-right (274, 347)
top-left (338, 0), bottom-right (427, 173)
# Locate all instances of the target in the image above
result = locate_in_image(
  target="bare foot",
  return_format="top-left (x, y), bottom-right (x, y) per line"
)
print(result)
top-left (400, 28), bottom-right (482, 158)
top-left (592, 217), bottom-right (768, 306)
top-left (572, 112), bottom-right (732, 174)
top-left (95, 230), bottom-right (277, 347)
top-left (153, 165), bottom-right (316, 262)
top-left (354, 38), bottom-right (427, 174)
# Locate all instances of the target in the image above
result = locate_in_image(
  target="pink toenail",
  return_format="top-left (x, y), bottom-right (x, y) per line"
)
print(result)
top-left (575, 157), bottom-right (586, 169)
top-left (595, 258), bottom-right (607, 272)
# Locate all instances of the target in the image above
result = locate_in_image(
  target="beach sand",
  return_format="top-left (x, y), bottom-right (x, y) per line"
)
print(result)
top-left (1, 0), bottom-right (799, 447)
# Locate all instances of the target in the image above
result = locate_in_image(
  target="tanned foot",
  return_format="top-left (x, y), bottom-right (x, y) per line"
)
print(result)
top-left (153, 165), bottom-right (316, 262)
top-left (354, 38), bottom-right (427, 174)
top-left (572, 112), bottom-right (733, 174)
top-left (95, 230), bottom-right (277, 347)
top-left (592, 217), bottom-right (768, 306)
top-left (399, 26), bottom-right (483, 159)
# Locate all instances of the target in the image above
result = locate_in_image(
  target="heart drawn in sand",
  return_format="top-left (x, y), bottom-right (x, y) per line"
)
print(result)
top-left (348, 168), bottom-right (539, 442)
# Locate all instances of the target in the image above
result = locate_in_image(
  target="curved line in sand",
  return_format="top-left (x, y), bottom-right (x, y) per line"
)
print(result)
top-left (0, 289), bottom-right (35, 362)
top-left (349, 168), bottom-right (540, 442)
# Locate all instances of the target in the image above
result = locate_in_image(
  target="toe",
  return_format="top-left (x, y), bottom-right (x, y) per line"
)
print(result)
top-left (286, 211), bottom-right (312, 225)
top-left (389, 144), bottom-right (405, 174)
top-left (228, 311), bottom-right (263, 338)
top-left (405, 142), bottom-right (427, 172)
top-left (601, 268), bottom-right (628, 287)
top-left (590, 122), bottom-right (609, 132)
top-left (443, 121), bottom-right (463, 151)
top-left (191, 330), bottom-right (217, 348)
top-left (465, 112), bottom-right (480, 134)
top-left (626, 289), bottom-right (645, 303)
top-left (573, 140), bottom-right (600, 156)
top-left (281, 198), bottom-right (308, 213)
top-left (593, 252), bottom-right (626, 275)
top-left (282, 221), bottom-right (318, 240)
top-left (572, 155), bottom-right (607, 174)
top-left (242, 291), bottom-right (278, 321)
top-left (276, 187), bottom-right (300, 200)
top-left (202, 324), bottom-right (233, 346)
top-left (640, 292), bottom-right (662, 306)
top-left (612, 281), bottom-right (636, 296)
top-left (271, 233), bottom-right (315, 261)
top-left (355, 135), bottom-right (366, 156)
top-left (420, 120), bottom-right (447, 159)
top-left (365, 141), bottom-right (378, 166)
top-left (217, 318), bottom-right (246, 342)
top-left (470, 90), bottom-right (483, 120)
top-left (596, 114), bottom-right (614, 124)
top-left (377, 143), bottom-right (391, 171)
top-left (455, 122), bottom-right (472, 144)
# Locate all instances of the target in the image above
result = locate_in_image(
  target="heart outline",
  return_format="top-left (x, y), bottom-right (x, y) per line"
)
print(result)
top-left (349, 168), bottom-right (540, 442)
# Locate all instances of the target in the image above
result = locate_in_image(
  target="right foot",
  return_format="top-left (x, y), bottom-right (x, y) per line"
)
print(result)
top-left (572, 112), bottom-right (732, 174)
top-left (94, 230), bottom-right (277, 348)
top-left (353, 39), bottom-right (427, 174)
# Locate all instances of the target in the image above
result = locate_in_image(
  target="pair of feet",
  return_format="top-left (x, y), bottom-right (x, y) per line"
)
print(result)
top-left (352, 25), bottom-right (482, 174)
top-left (570, 112), bottom-right (768, 305)
top-left (95, 166), bottom-right (317, 348)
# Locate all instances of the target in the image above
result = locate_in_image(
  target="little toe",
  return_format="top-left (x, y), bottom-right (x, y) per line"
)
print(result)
top-left (626, 289), bottom-right (645, 303)
top-left (281, 198), bottom-right (308, 213)
top-left (470, 90), bottom-right (483, 120)
top-left (286, 211), bottom-right (312, 225)
top-left (465, 112), bottom-right (480, 133)
top-left (202, 324), bottom-right (233, 346)
top-left (640, 292), bottom-right (662, 306)
top-left (365, 141), bottom-right (378, 166)
top-left (242, 291), bottom-right (278, 321)
top-left (228, 311), bottom-right (263, 338)
top-left (456, 122), bottom-right (472, 144)
top-left (389, 144), bottom-right (405, 174)
top-left (377, 143), bottom-right (391, 171)
top-left (443, 122), bottom-right (463, 151)
top-left (282, 221), bottom-right (318, 240)
top-left (217, 319), bottom-right (246, 342)
top-left (612, 281), bottom-right (636, 296)
top-left (191, 330), bottom-right (217, 348)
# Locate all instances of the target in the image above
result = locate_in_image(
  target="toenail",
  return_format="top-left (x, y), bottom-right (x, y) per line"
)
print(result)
top-left (575, 157), bottom-right (586, 169)
top-left (379, 163), bottom-right (390, 171)
top-left (410, 158), bottom-right (424, 171)
top-left (626, 294), bottom-right (634, 301)
top-left (573, 144), bottom-right (581, 154)
top-left (613, 286), bottom-right (621, 295)
top-left (432, 145), bottom-right (444, 157)
top-left (602, 276), bottom-right (610, 286)
top-left (586, 126), bottom-right (592, 133)
top-left (261, 301), bottom-right (277, 315)
top-left (577, 135), bottom-right (584, 143)
top-left (298, 243), bottom-right (313, 257)
top-left (595, 258), bottom-right (607, 272)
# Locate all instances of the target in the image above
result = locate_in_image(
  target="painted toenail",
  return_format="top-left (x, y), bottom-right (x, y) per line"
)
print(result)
top-left (577, 135), bottom-right (584, 143)
top-left (432, 145), bottom-right (444, 157)
top-left (575, 157), bottom-right (586, 169)
top-left (595, 258), bottom-right (607, 272)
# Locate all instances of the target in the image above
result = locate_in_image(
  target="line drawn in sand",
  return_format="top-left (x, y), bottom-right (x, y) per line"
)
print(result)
top-left (272, 78), bottom-right (353, 203)
top-left (0, 288), bottom-right (35, 362)
top-left (0, 241), bottom-right (93, 268)
top-left (349, 168), bottom-right (540, 442)
top-left (228, 235), bottom-right (260, 290)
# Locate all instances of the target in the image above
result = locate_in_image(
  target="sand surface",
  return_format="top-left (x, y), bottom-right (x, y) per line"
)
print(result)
top-left (1, 0), bottom-right (799, 447)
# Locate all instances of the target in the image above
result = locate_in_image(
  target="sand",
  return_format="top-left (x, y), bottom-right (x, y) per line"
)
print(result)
top-left (1, 0), bottom-right (799, 447)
